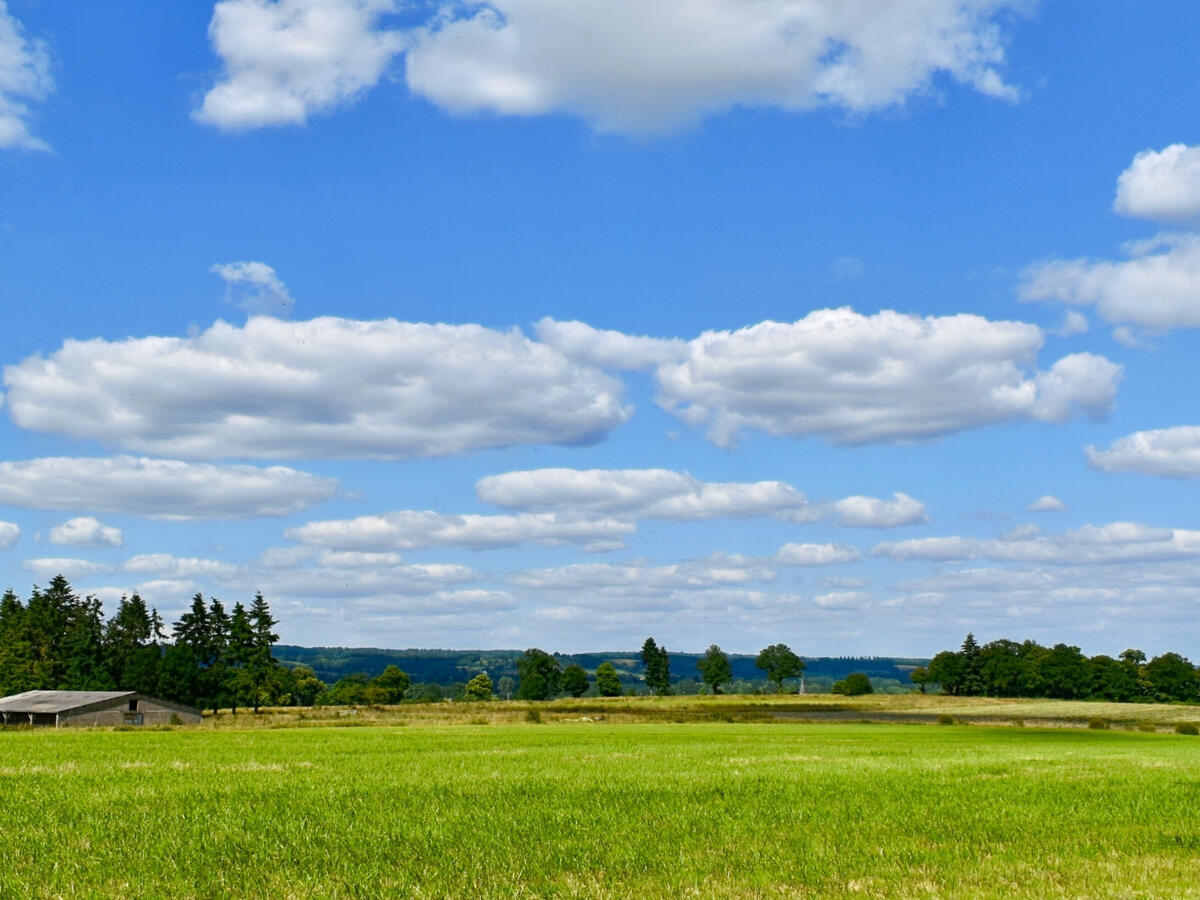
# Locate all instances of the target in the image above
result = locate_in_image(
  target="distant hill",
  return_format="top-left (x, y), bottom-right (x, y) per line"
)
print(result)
top-left (275, 646), bottom-right (926, 691)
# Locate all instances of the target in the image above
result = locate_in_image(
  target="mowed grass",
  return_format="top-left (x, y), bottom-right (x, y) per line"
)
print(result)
top-left (1, 721), bottom-right (1198, 898)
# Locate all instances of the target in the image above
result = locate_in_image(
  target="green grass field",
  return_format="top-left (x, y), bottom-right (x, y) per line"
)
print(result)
top-left (3, 703), bottom-right (1200, 899)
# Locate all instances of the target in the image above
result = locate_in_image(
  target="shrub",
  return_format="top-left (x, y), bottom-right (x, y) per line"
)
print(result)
top-left (168, 713), bottom-right (182, 726)
top-left (524, 708), bottom-right (543, 724)
top-left (936, 714), bottom-right (956, 725)
top-left (1175, 722), bottom-right (1199, 736)
top-left (1087, 716), bottom-right (1109, 730)
top-left (1136, 720), bottom-right (1157, 732)
top-left (1011, 718), bottom-right (1025, 728)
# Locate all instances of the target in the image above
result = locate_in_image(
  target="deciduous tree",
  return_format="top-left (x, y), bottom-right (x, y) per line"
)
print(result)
top-left (755, 643), bottom-right (804, 692)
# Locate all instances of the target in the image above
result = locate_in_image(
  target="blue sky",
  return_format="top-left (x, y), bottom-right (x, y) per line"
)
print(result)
top-left (3, 0), bottom-right (1200, 657)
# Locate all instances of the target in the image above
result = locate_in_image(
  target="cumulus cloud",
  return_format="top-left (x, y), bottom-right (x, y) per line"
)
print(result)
top-left (774, 542), bottom-right (861, 566)
top-left (812, 590), bottom-right (872, 610)
top-left (212, 261), bottom-right (294, 316)
top-left (509, 554), bottom-right (775, 593)
top-left (1056, 310), bottom-right (1089, 337)
top-left (406, 0), bottom-right (1024, 134)
top-left (534, 318), bottom-right (686, 370)
top-left (833, 493), bottom-right (928, 527)
top-left (195, 0), bottom-right (406, 130)
top-left (1026, 495), bottom-right (1066, 512)
top-left (0, 520), bottom-right (18, 549)
top-left (872, 521), bottom-right (1200, 566)
top-left (477, 467), bottom-right (816, 521)
top-left (2, 316), bottom-right (629, 460)
top-left (477, 467), bottom-right (924, 527)
top-left (0, 2), bottom-right (52, 150)
top-left (653, 308), bottom-right (1120, 446)
top-left (1087, 426), bottom-right (1200, 478)
top-left (1021, 233), bottom-right (1200, 333)
top-left (287, 510), bottom-right (635, 552)
top-left (49, 517), bottom-right (124, 549)
top-left (1114, 143), bottom-right (1200, 222)
top-left (0, 456), bottom-right (338, 518)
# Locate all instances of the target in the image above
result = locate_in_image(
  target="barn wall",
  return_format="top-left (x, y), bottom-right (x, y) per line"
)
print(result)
top-left (59, 699), bottom-right (202, 726)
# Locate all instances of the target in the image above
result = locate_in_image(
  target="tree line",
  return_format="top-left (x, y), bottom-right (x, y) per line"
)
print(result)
top-left (914, 634), bottom-right (1200, 702)
top-left (0, 575), bottom-right (288, 713)
top-left (508, 638), bottom-right (809, 699)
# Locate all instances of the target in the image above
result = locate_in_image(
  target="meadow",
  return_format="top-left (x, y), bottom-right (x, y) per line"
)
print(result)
top-left (2, 698), bottom-right (1199, 898)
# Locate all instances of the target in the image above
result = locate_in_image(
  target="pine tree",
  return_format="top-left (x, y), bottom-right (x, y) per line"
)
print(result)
top-left (245, 593), bottom-right (281, 712)
top-left (641, 637), bottom-right (671, 695)
top-left (25, 576), bottom-right (75, 688)
top-left (61, 594), bottom-right (113, 690)
top-left (226, 602), bottom-right (255, 714)
top-left (0, 589), bottom-right (33, 695)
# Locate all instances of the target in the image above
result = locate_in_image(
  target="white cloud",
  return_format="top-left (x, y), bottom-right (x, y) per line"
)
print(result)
top-left (1114, 143), bottom-right (1200, 222)
top-left (286, 509), bottom-right (635, 552)
top-left (0, 456), bottom-right (338, 518)
top-left (195, 0), bottom-right (406, 130)
top-left (0, 520), bottom-right (18, 549)
top-left (812, 590), bottom-right (872, 610)
top-left (123, 554), bottom-right (241, 579)
top-left (832, 492), bottom-right (927, 527)
top-left (49, 517), bottom-right (124, 549)
top-left (0, 2), bottom-right (52, 150)
top-left (22, 558), bottom-right (114, 579)
top-left (1087, 426), bottom-right (1200, 478)
top-left (477, 467), bottom-right (925, 527)
top-left (533, 318), bottom-right (686, 370)
top-left (406, 0), bottom-right (1024, 134)
top-left (2, 316), bottom-right (629, 460)
top-left (212, 261), bottom-right (294, 316)
top-left (477, 467), bottom-right (816, 521)
top-left (654, 308), bottom-right (1120, 446)
top-left (509, 554), bottom-right (774, 593)
top-left (1026, 495), bottom-right (1066, 512)
top-left (1020, 233), bottom-right (1200, 332)
top-left (1056, 310), bottom-right (1089, 337)
top-left (872, 521), bottom-right (1200, 566)
top-left (774, 542), bottom-right (861, 566)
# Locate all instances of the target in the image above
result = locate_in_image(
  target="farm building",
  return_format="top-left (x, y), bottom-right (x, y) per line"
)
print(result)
top-left (0, 691), bottom-right (201, 727)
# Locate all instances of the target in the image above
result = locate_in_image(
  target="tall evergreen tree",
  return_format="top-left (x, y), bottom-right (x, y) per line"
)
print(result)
top-left (226, 602), bottom-right (255, 713)
top-left (0, 589), bottom-right (33, 696)
top-left (61, 594), bottom-right (113, 690)
top-left (641, 637), bottom-right (671, 695)
top-left (245, 592), bottom-right (281, 712)
top-left (25, 576), bottom-right (75, 688)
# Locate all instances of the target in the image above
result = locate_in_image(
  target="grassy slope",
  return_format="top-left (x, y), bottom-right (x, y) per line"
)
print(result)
top-left (2, 714), bottom-right (1199, 898)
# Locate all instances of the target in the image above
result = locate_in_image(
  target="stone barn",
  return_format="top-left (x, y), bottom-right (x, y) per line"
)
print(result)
top-left (0, 691), bottom-right (202, 727)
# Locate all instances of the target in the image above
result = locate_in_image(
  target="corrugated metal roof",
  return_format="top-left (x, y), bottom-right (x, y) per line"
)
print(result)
top-left (0, 690), bottom-right (135, 713)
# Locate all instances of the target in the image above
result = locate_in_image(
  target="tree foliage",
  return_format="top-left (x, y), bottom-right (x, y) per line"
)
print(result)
top-left (595, 661), bottom-right (622, 697)
top-left (831, 672), bottom-right (874, 695)
top-left (697, 644), bottom-right (732, 694)
top-left (0, 577), bottom-right (291, 712)
top-left (517, 648), bottom-right (561, 700)
top-left (560, 664), bottom-right (590, 698)
top-left (641, 637), bottom-right (671, 695)
top-left (923, 634), bottom-right (1199, 703)
top-left (755, 643), bottom-right (805, 692)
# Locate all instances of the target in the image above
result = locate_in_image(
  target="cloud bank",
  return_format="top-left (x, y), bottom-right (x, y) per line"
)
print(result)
top-left (197, 0), bottom-right (1026, 135)
top-left (406, 0), bottom-right (1025, 134)
top-left (0, 457), bottom-right (338, 518)
top-left (2, 317), bottom-right (629, 460)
